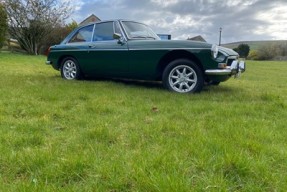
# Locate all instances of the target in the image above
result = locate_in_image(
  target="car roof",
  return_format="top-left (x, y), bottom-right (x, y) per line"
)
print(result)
top-left (79, 19), bottom-right (145, 28)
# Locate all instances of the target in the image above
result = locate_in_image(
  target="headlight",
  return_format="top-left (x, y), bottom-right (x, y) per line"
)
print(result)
top-left (211, 44), bottom-right (219, 59)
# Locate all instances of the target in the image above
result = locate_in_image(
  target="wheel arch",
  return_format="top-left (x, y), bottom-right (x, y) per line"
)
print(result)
top-left (57, 55), bottom-right (79, 70)
top-left (156, 50), bottom-right (204, 80)
top-left (59, 55), bottom-right (83, 80)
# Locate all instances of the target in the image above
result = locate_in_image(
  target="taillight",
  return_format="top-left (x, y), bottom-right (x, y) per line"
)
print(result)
top-left (45, 47), bottom-right (51, 56)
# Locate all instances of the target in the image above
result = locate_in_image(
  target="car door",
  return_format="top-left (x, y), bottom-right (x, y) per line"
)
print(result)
top-left (84, 21), bottom-right (129, 77)
top-left (63, 24), bottom-right (95, 69)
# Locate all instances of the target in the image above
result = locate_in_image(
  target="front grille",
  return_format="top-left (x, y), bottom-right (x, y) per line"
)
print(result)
top-left (226, 56), bottom-right (238, 66)
top-left (227, 59), bottom-right (234, 66)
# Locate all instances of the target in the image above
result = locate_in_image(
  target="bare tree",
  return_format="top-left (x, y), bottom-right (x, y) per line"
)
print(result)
top-left (4, 0), bottom-right (72, 55)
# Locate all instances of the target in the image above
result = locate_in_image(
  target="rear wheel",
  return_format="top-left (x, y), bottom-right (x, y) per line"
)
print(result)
top-left (163, 59), bottom-right (204, 93)
top-left (60, 57), bottom-right (82, 80)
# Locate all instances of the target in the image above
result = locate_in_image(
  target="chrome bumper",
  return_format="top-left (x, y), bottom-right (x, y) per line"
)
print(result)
top-left (46, 61), bottom-right (52, 65)
top-left (205, 60), bottom-right (246, 77)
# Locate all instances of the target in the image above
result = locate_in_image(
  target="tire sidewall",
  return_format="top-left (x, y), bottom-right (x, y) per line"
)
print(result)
top-left (163, 59), bottom-right (204, 93)
top-left (60, 57), bottom-right (82, 80)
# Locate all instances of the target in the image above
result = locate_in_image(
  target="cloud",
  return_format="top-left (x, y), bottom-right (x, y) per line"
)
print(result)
top-left (67, 0), bottom-right (287, 43)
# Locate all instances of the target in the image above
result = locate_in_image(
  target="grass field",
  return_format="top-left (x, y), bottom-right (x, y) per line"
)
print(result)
top-left (0, 52), bottom-right (286, 191)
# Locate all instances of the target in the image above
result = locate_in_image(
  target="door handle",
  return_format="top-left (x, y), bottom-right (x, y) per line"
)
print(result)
top-left (89, 45), bottom-right (97, 48)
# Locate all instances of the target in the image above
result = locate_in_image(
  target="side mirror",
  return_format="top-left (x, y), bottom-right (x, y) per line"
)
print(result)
top-left (113, 33), bottom-right (125, 45)
top-left (113, 33), bottom-right (122, 40)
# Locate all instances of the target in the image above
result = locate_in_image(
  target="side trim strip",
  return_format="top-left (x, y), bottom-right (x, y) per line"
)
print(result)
top-left (51, 49), bottom-right (129, 52)
top-left (129, 48), bottom-right (211, 51)
top-left (51, 47), bottom-right (211, 52)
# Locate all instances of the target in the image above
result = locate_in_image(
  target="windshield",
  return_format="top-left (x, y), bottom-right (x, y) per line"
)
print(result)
top-left (121, 21), bottom-right (160, 40)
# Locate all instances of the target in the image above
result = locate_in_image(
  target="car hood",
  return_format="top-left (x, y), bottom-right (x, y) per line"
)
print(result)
top-left (218, 46), bottom-right (239, 56)
top-left (128, 40), bottom-right (238, 56)
top-left (127, 40), bottom-right (212, 49)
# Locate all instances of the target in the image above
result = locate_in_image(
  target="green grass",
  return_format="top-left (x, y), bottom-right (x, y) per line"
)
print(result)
top-left (0, 52), bottom-right (287, 191)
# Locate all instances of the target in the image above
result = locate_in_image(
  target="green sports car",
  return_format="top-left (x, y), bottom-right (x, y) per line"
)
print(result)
top-left (46, 19), bottom-right (245, 93)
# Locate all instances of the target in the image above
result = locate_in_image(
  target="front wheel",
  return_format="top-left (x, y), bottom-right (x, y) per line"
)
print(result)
top-left (60, 57), bottom-right (82, 80)
top-left (162, 59), bottom-right (204, 93)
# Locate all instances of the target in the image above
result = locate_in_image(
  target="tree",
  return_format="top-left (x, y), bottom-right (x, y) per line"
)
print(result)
top-left (4, 0), bottom-right (72, 55)
top-left (0, 3), bottom-right (8, 49)
top-left (247, 50), bottom-right (259, 60)
top-left (237, 44), bottom-right (250, 58)
top-left (256, 43), bottom-right (287, 60)
top-left (66, 20), bottom-right (78, 32)
top-left (233, 47), bottom-right (238, 53)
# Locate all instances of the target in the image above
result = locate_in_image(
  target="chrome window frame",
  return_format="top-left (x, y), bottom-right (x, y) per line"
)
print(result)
top-left (92, 21), bottom-right (118, 42)
top-left (119, 20), bottom-right (159, 40)
top-left (67, 24), bottom-right (95, 44)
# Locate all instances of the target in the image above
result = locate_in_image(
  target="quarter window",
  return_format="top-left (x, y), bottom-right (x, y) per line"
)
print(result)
top-left (93, 22), bottom-right (114, 41)
top-left (69, 25), bottom-right (94, 43)
top-left (114, 21), bottom-right (122, 34)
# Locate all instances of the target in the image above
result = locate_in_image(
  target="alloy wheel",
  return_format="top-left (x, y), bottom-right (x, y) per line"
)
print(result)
top-left (168, 65), bottom-right (197, 93)
top-left (62, 60), bottom-right (77, 80)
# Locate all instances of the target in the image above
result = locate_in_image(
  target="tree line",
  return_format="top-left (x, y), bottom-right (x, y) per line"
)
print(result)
top-left (231, 43), bottom-right (287, 61)
top-left (247, 43), bottom-right (287, 60)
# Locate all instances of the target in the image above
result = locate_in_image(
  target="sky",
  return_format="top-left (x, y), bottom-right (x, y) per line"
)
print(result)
top-left (65, 0), bottom-right (287, 44)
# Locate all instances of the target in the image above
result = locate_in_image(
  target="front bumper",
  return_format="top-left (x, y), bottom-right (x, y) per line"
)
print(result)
top-left (205, 60), bottom-right (246, 78)
top-left (46, 60), bottom-right (52, 65)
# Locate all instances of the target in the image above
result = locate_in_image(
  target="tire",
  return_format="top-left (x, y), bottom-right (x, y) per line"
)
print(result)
top-left (60, 57), bottom-right (82, 80)
top-left (162, 59), bottom-right (204, 93)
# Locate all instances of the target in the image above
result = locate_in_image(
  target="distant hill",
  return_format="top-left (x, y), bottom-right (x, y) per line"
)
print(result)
top-left (222, 40), bottom-right (287, 50)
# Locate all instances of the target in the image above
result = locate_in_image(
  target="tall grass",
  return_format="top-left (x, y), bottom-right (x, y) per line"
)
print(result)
top-left (0, 52), bottom-right (286, 191)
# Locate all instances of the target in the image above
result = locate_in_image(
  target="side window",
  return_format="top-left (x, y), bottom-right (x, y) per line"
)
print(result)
top-left (93, 22), bottom-right (114, 41)
top-left (69, 25), bottom-right (94, 43)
